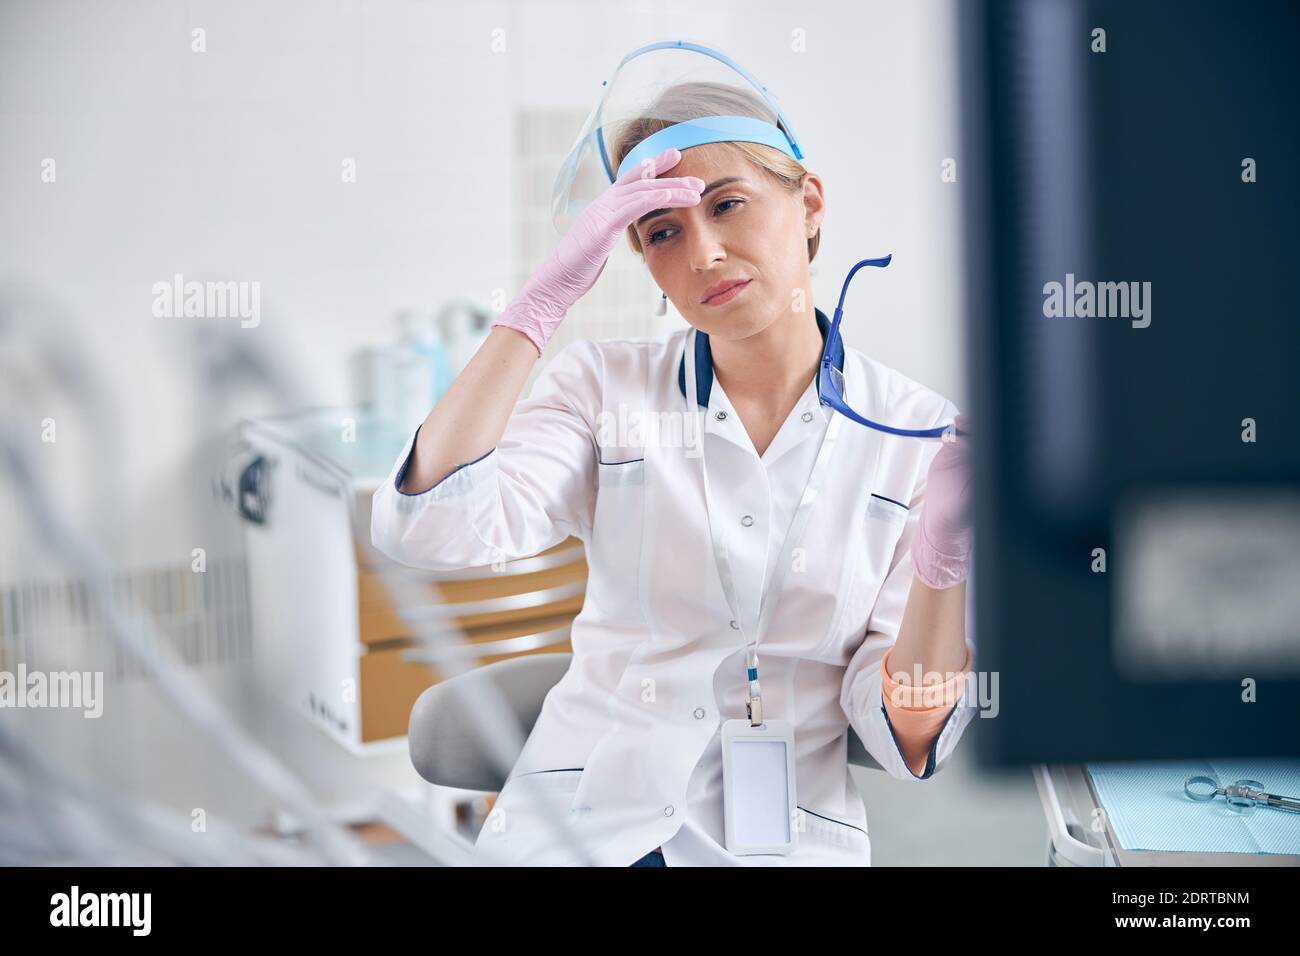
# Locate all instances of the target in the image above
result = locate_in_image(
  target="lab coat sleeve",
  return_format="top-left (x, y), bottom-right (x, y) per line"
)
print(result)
top-left (839, 397), bottom-right (978, 782)
top-left (369, 338), bottom-right (600, 570)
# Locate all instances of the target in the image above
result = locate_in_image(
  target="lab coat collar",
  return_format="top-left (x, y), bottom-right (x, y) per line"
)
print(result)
top-left (676, 307), bottom-right (844, 407)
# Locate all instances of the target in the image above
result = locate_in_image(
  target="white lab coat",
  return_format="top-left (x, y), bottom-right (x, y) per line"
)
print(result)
top-left (370, 307), bottom-right (978, 866)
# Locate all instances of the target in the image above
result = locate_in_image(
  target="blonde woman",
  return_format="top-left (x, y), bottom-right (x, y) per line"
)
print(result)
top-left (372, 76), bottom-right (975, 867)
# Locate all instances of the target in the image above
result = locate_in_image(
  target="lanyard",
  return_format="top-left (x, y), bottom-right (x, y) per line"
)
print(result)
top-left (684, 326), bottom-right (844, 725)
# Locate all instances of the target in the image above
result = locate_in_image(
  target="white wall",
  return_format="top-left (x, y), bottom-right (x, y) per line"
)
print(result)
top-left (0, 0), bottom-right (965, 574)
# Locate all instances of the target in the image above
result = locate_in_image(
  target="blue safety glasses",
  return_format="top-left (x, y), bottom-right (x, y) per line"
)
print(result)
top-left (818, 255), bottom-right (968, 439)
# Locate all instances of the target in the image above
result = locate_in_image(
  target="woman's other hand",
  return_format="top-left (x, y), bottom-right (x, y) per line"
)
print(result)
top-left (911, 414), bottom-right (972, 589)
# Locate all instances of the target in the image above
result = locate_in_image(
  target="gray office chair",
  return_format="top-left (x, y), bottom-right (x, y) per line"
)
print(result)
top-left (408, 652), bottom-right (884, 793)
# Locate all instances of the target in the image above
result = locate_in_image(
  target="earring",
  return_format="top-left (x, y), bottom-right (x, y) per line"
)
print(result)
top-left (655, 291), bottom-right (667, 316)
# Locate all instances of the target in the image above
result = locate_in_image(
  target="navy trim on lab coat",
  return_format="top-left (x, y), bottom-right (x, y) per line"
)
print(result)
top-left (880, 700), bottom-right (961, 780)
top-left (393, 423), bottom-right (497, 496)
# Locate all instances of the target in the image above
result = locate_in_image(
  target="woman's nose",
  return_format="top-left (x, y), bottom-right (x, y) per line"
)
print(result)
top-left (685, 226), bottom-right (726, 271)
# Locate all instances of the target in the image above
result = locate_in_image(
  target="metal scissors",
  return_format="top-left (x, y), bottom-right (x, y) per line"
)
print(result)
top-left (1184, 775), bottom-right (1300, 814)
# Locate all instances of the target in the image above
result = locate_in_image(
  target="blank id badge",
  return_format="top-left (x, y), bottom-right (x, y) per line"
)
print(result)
top-left (721, 718), bottom-right (798, 855)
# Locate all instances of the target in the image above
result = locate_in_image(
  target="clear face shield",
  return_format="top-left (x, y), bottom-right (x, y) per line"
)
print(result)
top-left (552, 40), bottom-right (964, 441)
top-left (550, 40), bottom-right (804, 236)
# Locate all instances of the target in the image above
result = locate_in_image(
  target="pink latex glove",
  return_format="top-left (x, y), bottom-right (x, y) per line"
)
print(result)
top-left (492, 148), bottom-right (704, 355)
top-left (911, 414), bottom-right (972, 589)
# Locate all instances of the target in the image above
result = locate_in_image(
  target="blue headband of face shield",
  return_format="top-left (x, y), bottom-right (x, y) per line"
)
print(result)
top-left (571, 40), bottom-right (964, 441)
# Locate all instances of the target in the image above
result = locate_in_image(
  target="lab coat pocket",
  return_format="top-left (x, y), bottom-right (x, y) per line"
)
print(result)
top-left (799, 806), bottom-right (871, 861)
top-left (817, 491), bottom-right (909, 659)
top-left (864, 492), bottom-right (910, 572)
top-left (867, 492), bottom-right (909, 526)
top-left (586, 458), bottom-right (646, 621)
top-left (596, 456), bottom-right (645, 487)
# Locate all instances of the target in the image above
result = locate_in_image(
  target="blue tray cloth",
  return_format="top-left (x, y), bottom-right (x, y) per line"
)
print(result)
top-left (1085, 759), bottom-right (1300, 854)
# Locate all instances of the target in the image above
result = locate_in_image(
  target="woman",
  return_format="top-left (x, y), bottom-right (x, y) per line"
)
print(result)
top-left (371, 84), bottom-right (976, 867)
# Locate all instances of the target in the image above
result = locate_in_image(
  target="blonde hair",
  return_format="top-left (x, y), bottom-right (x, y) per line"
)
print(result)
top-left (608, 81), bottom-right (820, 263)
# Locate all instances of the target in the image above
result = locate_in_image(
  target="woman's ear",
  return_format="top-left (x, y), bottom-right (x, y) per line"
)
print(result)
top-left (801, 172), bottom-right (826, 239)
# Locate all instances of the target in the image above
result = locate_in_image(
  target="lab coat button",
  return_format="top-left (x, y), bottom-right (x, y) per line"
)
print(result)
top-left (740, 514), bottom-right (754, 527)
top-left (694, 707), bottom-right (706, 719)
top-left (664, 805), bottom-right (675, 817)
top-left (801, 411), bottom-right (814, 422)
top-left (715, 410), bottom-right (727, 421)
top-left (729, 620), bottom-right (740, 630)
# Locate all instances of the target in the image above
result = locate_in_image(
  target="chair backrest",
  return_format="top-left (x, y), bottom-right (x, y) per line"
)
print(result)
top-left (409, 652), bottom-right (884, 792)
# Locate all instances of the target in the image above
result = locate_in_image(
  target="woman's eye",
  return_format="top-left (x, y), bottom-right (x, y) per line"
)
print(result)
top-left (645, 199), bottom-right (744, 246)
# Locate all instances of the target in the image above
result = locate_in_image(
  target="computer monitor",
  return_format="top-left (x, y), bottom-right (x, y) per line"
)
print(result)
top-left (959, 0), bottom-right (1300, 765)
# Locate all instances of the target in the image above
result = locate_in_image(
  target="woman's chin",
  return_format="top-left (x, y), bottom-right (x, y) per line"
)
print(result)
top-left (686, 301), bottom-right (778, 340)
top-left (703, 315), bottom-right (778, 342)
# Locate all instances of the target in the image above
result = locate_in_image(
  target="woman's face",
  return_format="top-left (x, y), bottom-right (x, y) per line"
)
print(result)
top-left (635, 145), bottom-right (825, 343)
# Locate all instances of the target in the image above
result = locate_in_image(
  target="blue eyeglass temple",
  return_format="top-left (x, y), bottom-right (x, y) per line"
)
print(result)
top-left (819, 255), bottom-right (969, 440)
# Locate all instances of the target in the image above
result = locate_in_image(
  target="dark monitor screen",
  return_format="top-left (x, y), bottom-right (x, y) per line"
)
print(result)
top-left (959, 0), bottom-right (1300, 766)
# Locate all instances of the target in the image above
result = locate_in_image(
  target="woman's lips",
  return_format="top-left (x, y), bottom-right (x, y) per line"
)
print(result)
top-left (702, 280), bottom-right (751, 306)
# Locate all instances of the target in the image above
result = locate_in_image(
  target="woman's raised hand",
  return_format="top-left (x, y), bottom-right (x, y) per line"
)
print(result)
top-left (492, 148), bottom-right (704, 355)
